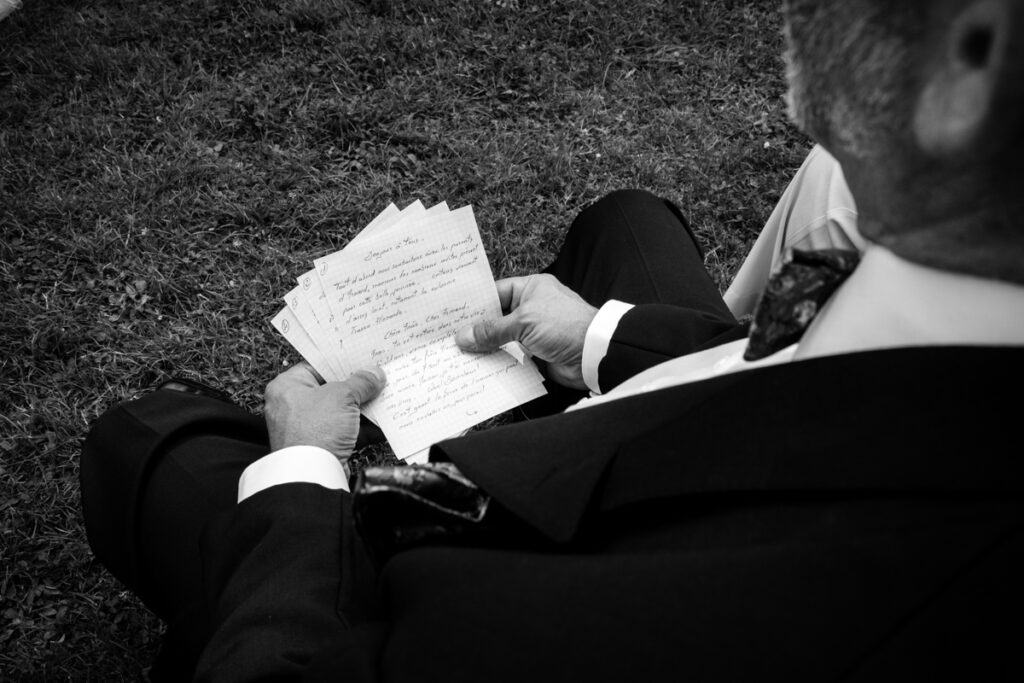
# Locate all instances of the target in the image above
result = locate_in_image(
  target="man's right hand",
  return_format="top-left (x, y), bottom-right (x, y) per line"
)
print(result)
top-left (455, 274), bottom-right (598, 390)
top-left (264, 362), bottom-right (386, 461)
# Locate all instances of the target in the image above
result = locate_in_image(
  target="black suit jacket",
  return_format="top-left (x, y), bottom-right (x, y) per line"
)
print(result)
top-left (194, 346), bottom-right (1024, 682)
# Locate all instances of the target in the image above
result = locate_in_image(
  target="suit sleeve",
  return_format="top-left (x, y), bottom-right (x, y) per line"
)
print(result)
top-left (598, 303), bottom-right (749, 391)
top-left (194, 483), bottom-right (378, 683)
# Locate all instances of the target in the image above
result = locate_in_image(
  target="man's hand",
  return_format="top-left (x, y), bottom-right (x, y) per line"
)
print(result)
top-left (455, 274), bottom-right (597, 390)
top-left (264, 362), bottom-right (386, 461)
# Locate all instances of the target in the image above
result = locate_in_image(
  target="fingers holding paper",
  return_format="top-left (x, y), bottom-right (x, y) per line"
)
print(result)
top-left (264, 361), bottom-right (387, 461)
top-left (455, 274), bottom-right (597, 391)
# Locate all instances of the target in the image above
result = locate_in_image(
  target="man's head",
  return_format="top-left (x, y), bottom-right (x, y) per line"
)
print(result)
top-left (782, 0), bottom-right (1024, 283)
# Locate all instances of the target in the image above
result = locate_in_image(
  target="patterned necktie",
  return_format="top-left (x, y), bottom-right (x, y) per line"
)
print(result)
top-left (744, 249), bottom-right (861, 361)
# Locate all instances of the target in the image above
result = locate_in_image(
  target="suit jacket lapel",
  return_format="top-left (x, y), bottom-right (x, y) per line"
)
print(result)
top-left (431, 380), bottom-right (714, 542)
top-left (602, 346), bottom-right (1024, 512)
top-left (435, 347), bottom-right (1024, 543)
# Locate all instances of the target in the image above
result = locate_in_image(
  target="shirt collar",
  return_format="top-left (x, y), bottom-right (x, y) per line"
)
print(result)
top-left (795, 245), bottom-right (1024, 360)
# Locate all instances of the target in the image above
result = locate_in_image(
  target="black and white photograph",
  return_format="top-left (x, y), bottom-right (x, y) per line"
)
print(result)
top-left (2, 0), bottom-right (1022, 679)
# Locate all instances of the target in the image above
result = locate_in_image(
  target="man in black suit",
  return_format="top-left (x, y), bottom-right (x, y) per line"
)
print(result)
top-left (82, 0), bottom-right (1024, 680)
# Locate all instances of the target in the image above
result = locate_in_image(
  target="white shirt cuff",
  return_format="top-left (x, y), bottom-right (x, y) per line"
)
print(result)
top-left (581, 299), bottom-right (635, 395)
top-left (238, 445), bottom-right (350, 503)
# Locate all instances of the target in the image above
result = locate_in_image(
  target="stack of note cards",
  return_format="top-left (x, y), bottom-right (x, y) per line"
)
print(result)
top-left (271, 201), bottom-right (547, 462)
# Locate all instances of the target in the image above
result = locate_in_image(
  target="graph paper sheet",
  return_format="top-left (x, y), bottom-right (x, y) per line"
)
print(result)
top-left (270, 306), bottom-right (335, 382)
top-left (272, 201), bottom-right (546, 459)
top-left (376, 337), bottom-right (543, 458)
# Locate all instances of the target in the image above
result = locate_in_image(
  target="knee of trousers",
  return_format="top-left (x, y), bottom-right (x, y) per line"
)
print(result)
top-left (80, 397), bottom-right (163, 595)
top-left (565, 188), bottom-right (697, 257)
top-left (79, 390), bottom-right (260, 598)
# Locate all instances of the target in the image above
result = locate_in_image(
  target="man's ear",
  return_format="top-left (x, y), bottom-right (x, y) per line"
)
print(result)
top-left (913, 0), bottom-right (1011, 156)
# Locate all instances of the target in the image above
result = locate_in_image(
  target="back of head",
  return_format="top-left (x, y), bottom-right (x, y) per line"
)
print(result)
top-left (782, 0), bottom-right (1024, 284)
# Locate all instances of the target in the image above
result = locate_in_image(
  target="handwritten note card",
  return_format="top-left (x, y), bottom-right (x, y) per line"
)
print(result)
top-left (272, 201), bottom-right (546, 460)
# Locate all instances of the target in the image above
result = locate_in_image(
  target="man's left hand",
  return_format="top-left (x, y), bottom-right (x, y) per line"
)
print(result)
top-left (264, 362), bottom-right (386, 461)
top-left (454, 275), bottom-right (597, 390)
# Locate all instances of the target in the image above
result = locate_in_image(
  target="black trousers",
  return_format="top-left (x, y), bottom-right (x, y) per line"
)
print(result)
top-left (533, 189), bottom-right (738, 413)
top-left (80, 189), bottom-right (740, 679)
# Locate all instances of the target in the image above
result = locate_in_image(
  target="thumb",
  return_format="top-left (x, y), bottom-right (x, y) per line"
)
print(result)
top-left (455, 315), bottom-right (521, 352)
top-left (339, 366), bottom-right (387, 405)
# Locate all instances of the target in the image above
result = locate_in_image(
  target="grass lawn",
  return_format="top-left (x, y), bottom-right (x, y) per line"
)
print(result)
top-left (1, 0), bottom-right (810, 678)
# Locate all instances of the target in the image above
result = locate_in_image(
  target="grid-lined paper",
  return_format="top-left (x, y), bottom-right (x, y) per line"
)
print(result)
top-left (282, 285), bottom-right (345, 380)
top-left (270, 307), bottom-right (334, 382)
top-left (271, 201), bottom-right (546, 459)
top-left (377, 337), bottom-right (544, 458)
